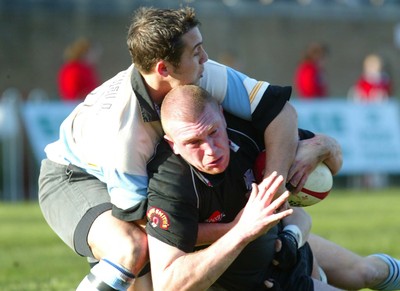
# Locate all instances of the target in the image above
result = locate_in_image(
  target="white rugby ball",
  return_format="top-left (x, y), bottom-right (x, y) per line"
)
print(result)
top-left (253, 150), bottom-right (333, 207)
top-left (287, 162), bottom-right (333, 207)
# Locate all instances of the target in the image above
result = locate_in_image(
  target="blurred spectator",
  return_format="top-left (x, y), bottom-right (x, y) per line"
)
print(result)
top-left (58, 37), bottom-right (101, 102)
top-left (348, 53), bottom-right (392, 189)
top-left (348, 53), bottom-right (392, 102)
top-left (294, 42), bottom-right (329, 99)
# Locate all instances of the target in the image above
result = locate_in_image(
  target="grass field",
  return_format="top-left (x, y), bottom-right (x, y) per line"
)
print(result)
top-left (1, 187), bottom-right (399, 290)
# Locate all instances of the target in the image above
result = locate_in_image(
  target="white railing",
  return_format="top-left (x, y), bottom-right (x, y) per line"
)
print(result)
top-left (0, 88), bottom-right (24, 201)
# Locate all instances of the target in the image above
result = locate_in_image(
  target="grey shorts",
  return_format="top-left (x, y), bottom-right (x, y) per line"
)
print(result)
top-left (38, 159), bottom-right (112, 258)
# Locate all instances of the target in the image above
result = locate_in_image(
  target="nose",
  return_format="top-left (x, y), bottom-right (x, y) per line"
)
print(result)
top-left (200, 47), bottom-right (208, 64)
top-left (202, 139), bottom-right (216, 156)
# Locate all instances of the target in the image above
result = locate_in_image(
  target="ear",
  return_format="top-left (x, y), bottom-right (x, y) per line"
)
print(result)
top-left (156, 60), bottom-right (169, 77)
top-left (164, 134), bottom-right (180, 155)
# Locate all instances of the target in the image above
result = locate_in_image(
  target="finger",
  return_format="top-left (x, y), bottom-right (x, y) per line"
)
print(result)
top-left (296, 175), bottom-right (308, 192)
top-left (272, 208), bottom-right (293, 221)
top-left (248, 183), bottom-right (259, 203)
top-left (275, 237), bottom-right (282, 252)
top-left (267, 191), bottom-right (290, 212)
top-left (288, 171), bottom-right (301, 187)
top-left (264, 279), bottom-right (274, 288)
top-left (287, 162), bottom-right (299, 182)
top-left (259, 175), bottom-right (284, 203)
top-left (258, 171), bottom-right (279, 189)
top-left (287, 171), bottom-right (309, 194)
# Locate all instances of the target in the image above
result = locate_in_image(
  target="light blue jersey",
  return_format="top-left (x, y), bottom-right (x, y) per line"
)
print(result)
top-left (45, 60), bottom-right (272, 213)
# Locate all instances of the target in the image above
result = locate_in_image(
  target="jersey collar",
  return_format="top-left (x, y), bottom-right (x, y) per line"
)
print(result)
top-left (131, 65), bottom-right (160, 123)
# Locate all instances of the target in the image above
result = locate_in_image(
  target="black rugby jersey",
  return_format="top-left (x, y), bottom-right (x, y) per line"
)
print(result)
top-left (146, 110), bottom-right (315, 290)
top-left (146, 112), bottom-right (279, 290)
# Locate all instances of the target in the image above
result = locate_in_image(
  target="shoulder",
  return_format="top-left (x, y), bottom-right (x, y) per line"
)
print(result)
top-left (199, 60), bottom-right (228, 103)
top-left (147, 141), bottom-right (195, 201)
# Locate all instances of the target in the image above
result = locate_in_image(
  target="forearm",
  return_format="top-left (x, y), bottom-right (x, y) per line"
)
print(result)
top-left (263, 102), bottom-right (298, 195)
top-left (197, 222), bottom-right (233, 245)
top-left (151, 229), bottom-right (250, 291)
top-left (151, 177), bottom-right (292, 291)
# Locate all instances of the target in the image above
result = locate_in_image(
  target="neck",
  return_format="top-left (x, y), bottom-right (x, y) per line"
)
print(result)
top-left (141, 73), bottom-right (171, 106)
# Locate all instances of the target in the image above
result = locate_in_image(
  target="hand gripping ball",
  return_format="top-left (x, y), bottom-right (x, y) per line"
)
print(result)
top-left (253, 150), bottom-right (332, 207)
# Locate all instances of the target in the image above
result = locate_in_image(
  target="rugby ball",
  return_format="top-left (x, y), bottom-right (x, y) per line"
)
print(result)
top-left (253, 150), bottom-right (333, 207)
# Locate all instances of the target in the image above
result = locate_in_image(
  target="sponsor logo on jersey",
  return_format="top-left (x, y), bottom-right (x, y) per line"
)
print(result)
top-left (147, 207), bottom-right (170, 230)
top-left (205, 210), bottom-right (225, 223)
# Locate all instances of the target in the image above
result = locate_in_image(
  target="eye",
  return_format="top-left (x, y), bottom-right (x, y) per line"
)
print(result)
top-left (209, 128), bottom-right (218, 136)
top-left (186, 139), bottom-right (201, 148)
top-left (193, 45), bottom-right (202, 56)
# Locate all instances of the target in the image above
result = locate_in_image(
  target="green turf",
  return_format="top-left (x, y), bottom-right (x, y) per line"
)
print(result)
top-left (0, 202), bottom-right (87, 291)
top-left (0, 188), bottom-right (399, 290)
top-left (307, 187), bottom-right (400, 259)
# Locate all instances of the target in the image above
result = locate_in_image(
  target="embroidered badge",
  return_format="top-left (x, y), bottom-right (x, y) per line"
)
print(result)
top-left (147, 207), bottom-right (170, 230)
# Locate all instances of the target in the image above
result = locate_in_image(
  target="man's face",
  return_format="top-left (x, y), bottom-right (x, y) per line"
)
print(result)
top-left (168, 27), bottom-right (208, 86)
top-left (166, 104), bottom-right (230, 175)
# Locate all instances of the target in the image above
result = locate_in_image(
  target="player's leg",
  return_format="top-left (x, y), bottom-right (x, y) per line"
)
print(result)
top-left (309, 233), bottom-right (400, 290)
top-left (308, 233), bottom-right (374, 289)
top-left (39, 160), bottom-right (150, 290)
top-left (312, 279), bottom-right (343, 291)
top-left (130, 272), bottom-right (153, 291)
top-left (369, 254), bottom-right (400, 291)
top-left (78, 210), bottom-right (149, 290)
top-left (267, 242), bottom-right (342, 290)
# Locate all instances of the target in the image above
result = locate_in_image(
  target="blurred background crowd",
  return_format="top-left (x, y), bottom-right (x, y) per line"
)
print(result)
top-left (1, 0), bottom-right (400, 200)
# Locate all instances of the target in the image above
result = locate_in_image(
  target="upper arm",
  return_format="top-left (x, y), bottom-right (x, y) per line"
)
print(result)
top-left (200, 60), bottom-right (270, 121)
top-left (263, 102), bottom-right (298, 178)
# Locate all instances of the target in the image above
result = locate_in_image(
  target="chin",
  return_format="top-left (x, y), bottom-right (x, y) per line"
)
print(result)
top-left (213, 165), bottom-right (228, 174)
top-left (203, 166), bottom-right (224, 175)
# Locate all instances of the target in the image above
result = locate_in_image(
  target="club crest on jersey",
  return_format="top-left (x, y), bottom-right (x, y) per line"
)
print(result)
top-left (147, 207), bottom-right (170, 230)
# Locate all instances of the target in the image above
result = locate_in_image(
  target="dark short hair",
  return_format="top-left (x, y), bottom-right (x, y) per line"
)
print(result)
top-left (127, 7), bottom-right (200, 73)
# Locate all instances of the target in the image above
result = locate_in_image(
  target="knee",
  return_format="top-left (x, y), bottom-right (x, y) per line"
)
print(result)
top-left (95, 225), bottom-right (149, 275)
top-left (88, 213), bottom-right (149, 273)
top-left (117, 227), bottom-right (149, 268)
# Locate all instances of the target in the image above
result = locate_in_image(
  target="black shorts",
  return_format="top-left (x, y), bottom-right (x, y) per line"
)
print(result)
top-left (268, 242), bottom-right (314, 291)
top-left (214, 228), bottom-right (278, 291)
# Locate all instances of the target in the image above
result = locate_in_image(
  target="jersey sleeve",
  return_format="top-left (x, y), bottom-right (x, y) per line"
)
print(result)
top-left (146, 142), bottom-right (199, 252)
top-left (200, 60), bottom-right (292, 134)
top-left (251, 85), bottom-right (292, 133)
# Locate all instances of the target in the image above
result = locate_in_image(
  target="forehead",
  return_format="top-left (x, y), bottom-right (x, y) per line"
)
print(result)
top-left (171, 104), bottom-right (222, 141)
top-left (181, 27), bottom-right (203, 50)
